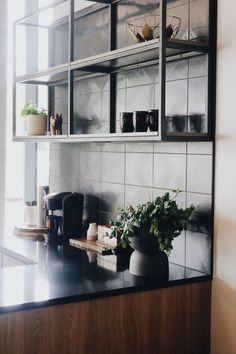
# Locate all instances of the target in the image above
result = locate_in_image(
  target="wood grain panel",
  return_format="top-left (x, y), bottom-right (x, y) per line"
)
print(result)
top-left (0, 281), bottom-right (211, 354)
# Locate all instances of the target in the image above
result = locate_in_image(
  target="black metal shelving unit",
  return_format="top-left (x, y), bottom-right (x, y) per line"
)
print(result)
top-left (13, 0), bottom-right (216, 142)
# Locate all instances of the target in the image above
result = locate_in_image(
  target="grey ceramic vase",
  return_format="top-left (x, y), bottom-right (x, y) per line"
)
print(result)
top-left (129, 233), bottom-right (169, 278)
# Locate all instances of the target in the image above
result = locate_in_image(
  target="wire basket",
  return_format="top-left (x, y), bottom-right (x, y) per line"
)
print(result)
top-left (127, 13), bottom-right (181, 43)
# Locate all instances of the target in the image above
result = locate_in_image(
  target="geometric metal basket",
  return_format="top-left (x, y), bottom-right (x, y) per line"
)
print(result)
top-left (127, 13), bottom-right (181, 43)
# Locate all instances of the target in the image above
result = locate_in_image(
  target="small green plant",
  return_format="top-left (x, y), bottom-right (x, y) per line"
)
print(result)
top-left (21, 102), bottom-right (45, 117)
top-left (110, 190), bottom-right (194, 254)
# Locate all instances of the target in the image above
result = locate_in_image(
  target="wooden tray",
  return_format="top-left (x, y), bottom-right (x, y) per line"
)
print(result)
top-left (14, 225), bottom-right (47, 238)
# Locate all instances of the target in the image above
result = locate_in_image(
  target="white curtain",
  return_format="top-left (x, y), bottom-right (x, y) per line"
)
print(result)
top-left (0, 0), bottom-right (7, 227)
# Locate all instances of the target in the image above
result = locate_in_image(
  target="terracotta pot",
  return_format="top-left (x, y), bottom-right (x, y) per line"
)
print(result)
top-left (26, 114), bottom-right (47, 135)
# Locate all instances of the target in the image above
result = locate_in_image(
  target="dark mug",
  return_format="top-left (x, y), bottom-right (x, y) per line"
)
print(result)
top-left (189, 114), bottom-right (204, 133)
top-left (133, 111), bottom-right (148, 132)
top-left (172, 115), bottom-right (187, 132)
top-left (120, 112), bottom-right (134, 133)
top-left (148, 110), bottom-right (159, 132)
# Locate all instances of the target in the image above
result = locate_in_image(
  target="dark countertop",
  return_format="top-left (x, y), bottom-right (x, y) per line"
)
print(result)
top-left (0, 228), bottom-right (211, 315)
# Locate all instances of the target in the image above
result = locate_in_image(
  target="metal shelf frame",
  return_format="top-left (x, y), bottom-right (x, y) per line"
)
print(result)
top-left (13, 0), bottom-right (216, 143)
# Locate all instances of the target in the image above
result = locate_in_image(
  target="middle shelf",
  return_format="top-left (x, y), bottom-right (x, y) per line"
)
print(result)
top-left (16, 39), bottom-right (208, 84)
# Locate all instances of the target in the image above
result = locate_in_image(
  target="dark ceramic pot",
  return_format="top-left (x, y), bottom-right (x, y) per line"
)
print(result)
top-left (130, 232), bottom-right (159, 254)
top-left (129, 232), bottom-right (169, 278)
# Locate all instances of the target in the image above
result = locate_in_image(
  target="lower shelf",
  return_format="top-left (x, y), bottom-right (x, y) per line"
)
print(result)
top-left (166, 132), bottom-right (208, 137)
top-left (13, 131), bottom-right (211, 143)
top-left (13, 132), bottom-right (160, 143)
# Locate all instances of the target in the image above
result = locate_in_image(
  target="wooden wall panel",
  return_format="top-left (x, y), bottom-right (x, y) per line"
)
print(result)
top-left (0, 281), bottom-right (211, 354)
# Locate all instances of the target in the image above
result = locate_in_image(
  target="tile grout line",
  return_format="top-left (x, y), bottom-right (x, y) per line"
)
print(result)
top-left (124, 143), bottom-right (127, 207)
top-left (185, 143), bottom-right (188, 268)
top-left (75, 175), bottom-right (212, 196)
top-left (187, 56), bottom-right (190, 136)
top-left (94, 144), bottom-right (101, 221)
top-left (152, 142), bottom-right (155, 200)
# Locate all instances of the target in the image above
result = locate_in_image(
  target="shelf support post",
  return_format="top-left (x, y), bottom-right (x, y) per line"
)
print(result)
top-left (109, 2), bottom-right (117, 133)
top-left (69, 0), bottom-right (74, 135)
top-left (159, 0), bottom-right (167, 140)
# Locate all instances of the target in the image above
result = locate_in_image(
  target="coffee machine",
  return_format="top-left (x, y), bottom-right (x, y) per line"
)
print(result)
top-left (44, 192), bottom-right (84, 243)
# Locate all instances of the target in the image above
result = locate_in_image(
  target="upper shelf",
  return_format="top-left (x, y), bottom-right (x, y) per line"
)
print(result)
top-left (15, 0), bottom-right (69, 27)
top-left (16, 38), bottom-right (208, 84)
top-left (15, 0), bottom-right (111, 27)
top-left (71, 38), bottom-right (208, 74)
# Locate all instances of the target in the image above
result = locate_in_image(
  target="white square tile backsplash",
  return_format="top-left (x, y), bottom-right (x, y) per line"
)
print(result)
top-left (50, 140), bottom-right (213, 274)
top-left (187, 154), bottom-right (212, 194)
top-left (49, 61), bottom-right (213, 274)
top-left (125, 152), bottom-right (153, 187)
top-left (153, 153), bottom-right (186, 190)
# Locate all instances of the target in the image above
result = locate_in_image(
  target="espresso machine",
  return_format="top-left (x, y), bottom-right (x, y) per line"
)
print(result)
top-left (44, 192), bottom-right (84, 243)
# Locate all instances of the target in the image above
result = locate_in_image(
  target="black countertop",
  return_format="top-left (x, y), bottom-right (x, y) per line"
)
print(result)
top-left (0, 229), bottom-right (211, 315)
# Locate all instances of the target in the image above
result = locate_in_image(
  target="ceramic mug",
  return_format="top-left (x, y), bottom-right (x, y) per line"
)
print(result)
top-left (172, 115), bottom-right (187, 132)
top-left (133, 111), bottom-right (148, 132)
top-left (120, 112), bottom-right (134, 133)
top-left (189, 114), bottom-right (204, 132)
top-left (148, 110), bottom-right (159, 132)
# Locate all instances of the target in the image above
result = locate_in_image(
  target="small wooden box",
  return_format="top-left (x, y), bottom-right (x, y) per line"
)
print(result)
top-left (97, 225), bottom-right (118, 248)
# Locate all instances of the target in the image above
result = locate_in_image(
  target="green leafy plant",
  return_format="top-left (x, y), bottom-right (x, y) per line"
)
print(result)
top-left (110, 190), bottom-right (194, 254)
top-left (21, 102), bottom-right (45, 117)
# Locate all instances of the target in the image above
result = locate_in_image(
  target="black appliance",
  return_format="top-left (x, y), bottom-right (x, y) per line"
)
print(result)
top-left (44, 192), bottom-right (84, 243)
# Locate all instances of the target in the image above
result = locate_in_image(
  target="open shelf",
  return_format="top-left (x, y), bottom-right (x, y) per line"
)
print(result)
top-left (13, 0), bottom-right (216, 143)
top-left (165, 132), bottom-right (209, 142)
top-left (13, 132), bottom-right (159, 143)
top-left (71, 38), bottom-right (208, 75)
top-left (13, 135), bottom-right (68, 142)
top-left (166, 38), bottom-right (208, 52)
top-left (15, 65), bottom-right (69, 85)
top-left (15, 0), bottom-right (68, 26)
top-left (15, 38), bottom-right (208, 84)
top-left (70, 131), bottom-right (159, 142)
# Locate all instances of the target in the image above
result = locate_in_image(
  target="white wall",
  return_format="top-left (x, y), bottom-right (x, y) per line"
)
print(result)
top-left (211, 0), bottom-right (236, 353)
top-left (0, 1), bottom-right (7, 226)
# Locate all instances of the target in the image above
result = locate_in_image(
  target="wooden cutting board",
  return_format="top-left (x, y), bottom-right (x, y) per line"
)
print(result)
top-left (69, 238), bottom-right (114, 254)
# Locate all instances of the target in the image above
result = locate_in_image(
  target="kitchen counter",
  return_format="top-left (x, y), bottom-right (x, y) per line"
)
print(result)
top-left (0, 229), bottom-right (211, 315)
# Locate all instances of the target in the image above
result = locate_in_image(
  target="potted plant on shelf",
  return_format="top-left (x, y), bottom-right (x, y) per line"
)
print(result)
top-left (21, 102), bottom-right (47, 136)
top-left (110, 190), bottom-right (194, 277)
